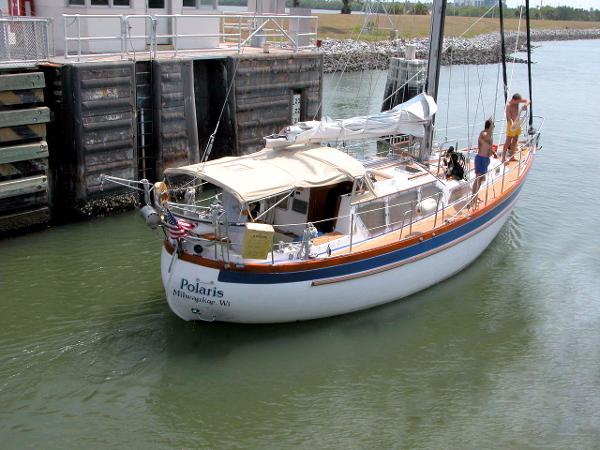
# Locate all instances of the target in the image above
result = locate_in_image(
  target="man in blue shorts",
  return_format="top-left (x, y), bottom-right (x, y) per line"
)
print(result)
top-left (472, 118), bottom-right (498, 201)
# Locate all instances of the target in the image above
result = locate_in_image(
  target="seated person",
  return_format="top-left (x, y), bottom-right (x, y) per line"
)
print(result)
top-left (443, 147), bottom-right (465, 180)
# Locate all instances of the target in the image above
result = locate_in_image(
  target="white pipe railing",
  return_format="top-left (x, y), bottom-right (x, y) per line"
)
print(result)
top-left (166, 123), bottom-right (541, 263)
top-left (63, 13), bottom-right (318, 60)
top-left (194, 139), bottom-right (536, 261)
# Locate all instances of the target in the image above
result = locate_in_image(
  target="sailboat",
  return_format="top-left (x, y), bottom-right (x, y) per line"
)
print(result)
top-left (110, 0), bottom-right (542, 323)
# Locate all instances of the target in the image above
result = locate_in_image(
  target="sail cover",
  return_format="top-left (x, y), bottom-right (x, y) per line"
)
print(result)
top-left (282, 93), bottom-right (437, 145)
top-left (165, 146), bottom-right (366, 205)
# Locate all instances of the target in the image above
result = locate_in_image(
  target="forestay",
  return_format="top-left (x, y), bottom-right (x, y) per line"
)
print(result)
top-left (281, 93), bottom-right (438, 145)
top-left (165, 146), bottom-right (367, 205)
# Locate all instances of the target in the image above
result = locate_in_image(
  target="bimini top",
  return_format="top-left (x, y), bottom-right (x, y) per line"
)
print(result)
top-left (165, 146), bottom-right (366, 205)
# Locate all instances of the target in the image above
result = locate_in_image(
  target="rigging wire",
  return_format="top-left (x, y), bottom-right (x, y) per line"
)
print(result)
top-left (507, 2), bottom-right (524, 94)
top-left (492, 59), bottom-right (502, 142)
top-left (324, 10), bottom-right (396, 153)
top-left (525, 0), bottom-right (534, 128)
top-left (379, 69), bottom-right (425, 107)
top-left (463, 63), bottom-right (470, 148)
top-left (470, 63), bottom-right (487, 143)
top-left (201, 52), bottom-right (243, 164)
top-left (457, 4), bottom-right (497, 39)
top-left (312, 11), bottom-right (373, 120)
top-left (499, 0), bottom-right (524, 142)
top-left (200, 9), bottom-right (267, 165)
top-left (437, 3), bottom-right (496, 149)
top-left (171, 11), bottom-right (264, 191)
top-left (444, 46), bottom-right (453, 141)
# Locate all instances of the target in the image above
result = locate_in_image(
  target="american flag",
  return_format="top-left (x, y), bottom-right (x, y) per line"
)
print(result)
top-left (164, 208), bottom-right (194, 239)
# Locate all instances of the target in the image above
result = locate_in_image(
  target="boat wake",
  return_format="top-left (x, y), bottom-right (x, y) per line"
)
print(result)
top-left (502, 211), bottom-right (524, 251)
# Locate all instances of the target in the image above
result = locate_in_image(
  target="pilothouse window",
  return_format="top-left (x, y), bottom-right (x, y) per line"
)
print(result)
top-left (292, 199), bottom-right (308, 215)
top-left (276, 194), bottom-right (290, 210)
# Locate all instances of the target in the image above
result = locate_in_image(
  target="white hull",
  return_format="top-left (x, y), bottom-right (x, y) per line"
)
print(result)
top-left (161, 194), bottom-right (517, 324)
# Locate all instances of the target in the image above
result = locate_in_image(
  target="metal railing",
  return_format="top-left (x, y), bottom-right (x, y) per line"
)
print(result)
top-left (63, 13), bottom-right (318, 60)
top-left (189, 135), bottom-right (539, 263)
top-left (0, 17), bottom-right (52, 66)
top-left (166, 120), bottom-right (542, 264)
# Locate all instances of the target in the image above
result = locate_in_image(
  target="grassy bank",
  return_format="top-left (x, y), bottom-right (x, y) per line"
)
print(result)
top-left (317, 14), bottom-right (600, 40)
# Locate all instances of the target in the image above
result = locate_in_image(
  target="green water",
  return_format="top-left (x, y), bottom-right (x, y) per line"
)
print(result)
top-left (1, 40), bottom-right (600, 448)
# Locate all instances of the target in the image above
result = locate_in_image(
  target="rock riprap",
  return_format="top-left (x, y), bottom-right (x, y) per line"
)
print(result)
top-left (320, 28), bottom-right (600, 73)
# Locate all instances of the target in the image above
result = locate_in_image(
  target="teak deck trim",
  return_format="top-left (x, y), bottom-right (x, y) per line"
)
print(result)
top-left (164, 150), bottom-right (533, 274)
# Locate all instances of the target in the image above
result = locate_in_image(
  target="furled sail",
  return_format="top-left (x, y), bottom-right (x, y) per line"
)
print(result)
top-left (280, 93), bottom-right (437, 145)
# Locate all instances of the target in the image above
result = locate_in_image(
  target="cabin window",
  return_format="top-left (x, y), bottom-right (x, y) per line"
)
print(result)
top-left (292, 199), bottom-right (308, 215)
top-left (90, 0), bottom-right (109, 5)
top-left (183, 0), bottom-right (197, 6)
top-left (68, 0), bottom-right (85, 5)
top-left (388, 190), bottom-right (418, 229)
top-left (276, 194), bottom-right (290, 210)
top-left (113, 0), bottom-right (130, 5)
top-left (420, 183), bottom-right (441, 201)
top-left (448, 184), bottom-right (470, 205)
top-left (357, 200), bottom-right (386, 236)
top-left (148, 0), bottom-right (165, 8)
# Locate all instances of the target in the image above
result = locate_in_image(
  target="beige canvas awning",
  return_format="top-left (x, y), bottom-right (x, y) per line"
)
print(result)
top-left (165, 146), bottom-right (367, 204)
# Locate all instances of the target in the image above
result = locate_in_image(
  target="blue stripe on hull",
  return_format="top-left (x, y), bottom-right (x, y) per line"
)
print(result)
top-left (218, 181), bottom-right (525, 285)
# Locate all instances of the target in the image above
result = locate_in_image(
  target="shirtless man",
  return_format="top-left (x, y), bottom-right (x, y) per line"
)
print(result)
top-left (472, 118), bottom-right (497, 199)
top-left (503, 93), bottom-right (530, 161)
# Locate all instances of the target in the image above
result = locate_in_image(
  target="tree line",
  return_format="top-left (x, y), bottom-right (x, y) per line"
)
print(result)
top-left (447, 4), bottom-right (600, 21)
top-left (218, 0), bottom-right (600, 21)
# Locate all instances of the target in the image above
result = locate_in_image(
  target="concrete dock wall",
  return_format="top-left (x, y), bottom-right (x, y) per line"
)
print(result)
top-left (193, 58), bottom-right (231, 161)
top-left (229, 53), bottom-right (322, 155)
top-left (381, 57), bottom-right (426, 111)
top-left (152, 59), bottom-right (199, 178)
top-left (1, 51), bottom-right (323, 233)
top-left (44, 61), bottom-right (138, 218)
top-left (135, 60), bottom-right (154, 181)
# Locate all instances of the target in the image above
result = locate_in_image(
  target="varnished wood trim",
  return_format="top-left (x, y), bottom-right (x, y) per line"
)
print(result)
top-left (165, 152), bottom-right (534, 274)
top-left (311, 191), bottom-right (518, 286)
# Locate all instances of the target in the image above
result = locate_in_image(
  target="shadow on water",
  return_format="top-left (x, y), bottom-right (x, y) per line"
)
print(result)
top-left (63, 207), bottom-right (526, 363)
top-left (129, 213), bottom-right (539, 447)
top-left (158, 210), bottom-right (524, 353)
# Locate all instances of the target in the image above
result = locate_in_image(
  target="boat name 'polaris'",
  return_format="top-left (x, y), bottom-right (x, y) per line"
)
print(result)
top-left (179, 278), bottom-right (224, 298)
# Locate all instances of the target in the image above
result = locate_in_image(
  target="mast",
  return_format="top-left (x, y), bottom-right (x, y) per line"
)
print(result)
top-left (498, 0), bottom-right (508, 104)
top-left (420, 0), bottom-right (447, 163)
top-left (525, 0), bottom-right (534, 130)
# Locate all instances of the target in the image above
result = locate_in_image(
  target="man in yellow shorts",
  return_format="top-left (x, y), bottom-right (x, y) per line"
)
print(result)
top-left (503, 93), bottom-right (530, 162)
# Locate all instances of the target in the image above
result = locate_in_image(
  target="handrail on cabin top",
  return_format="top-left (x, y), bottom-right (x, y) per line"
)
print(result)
top-left (170, 122), bottom-right (542, 263)
top-left (173, 140), bottom-right (537, 264)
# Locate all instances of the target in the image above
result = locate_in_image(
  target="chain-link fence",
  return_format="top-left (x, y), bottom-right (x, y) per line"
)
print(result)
top-left (0, 17), bottom-right (52, 65)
